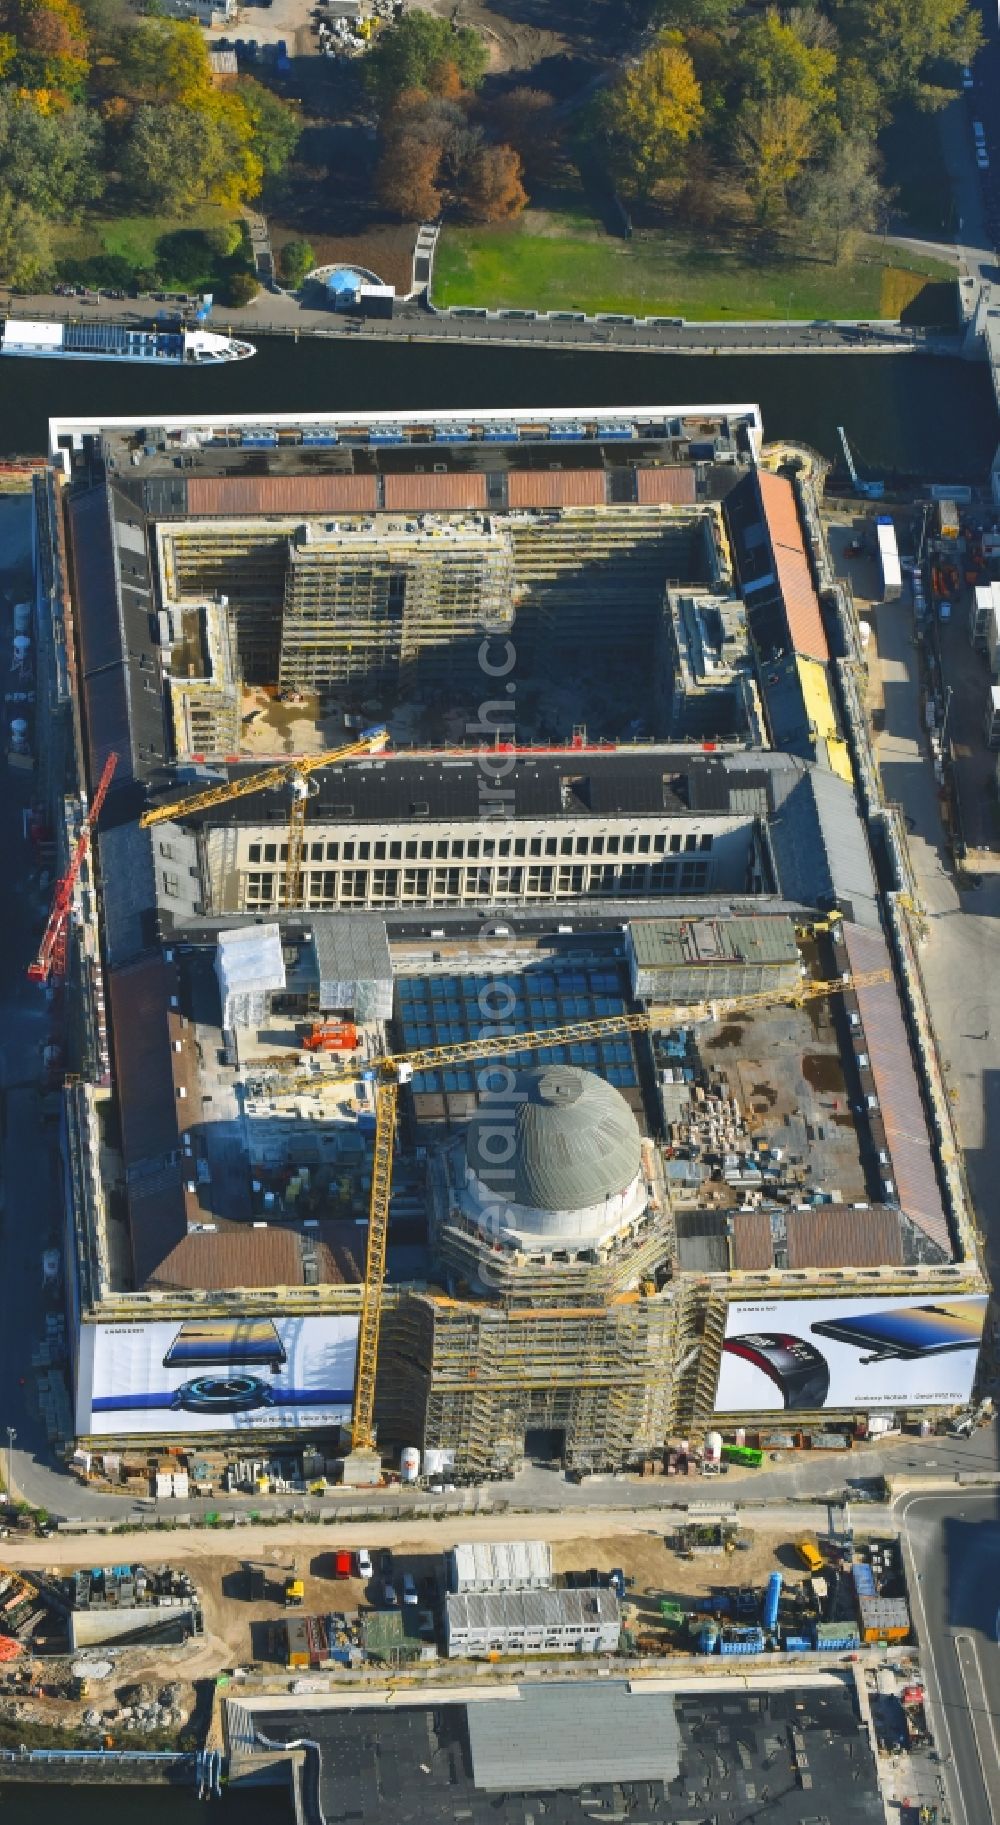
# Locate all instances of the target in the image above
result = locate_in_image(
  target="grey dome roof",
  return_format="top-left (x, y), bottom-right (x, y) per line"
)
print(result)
top-left (465, 1065), bottom-right (642, 1213)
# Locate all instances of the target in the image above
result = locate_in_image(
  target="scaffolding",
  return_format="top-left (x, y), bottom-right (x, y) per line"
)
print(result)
top-left (279, 518), bottom-right (516, 695)
top-left (395, 1289), bottom-right (683, 1474)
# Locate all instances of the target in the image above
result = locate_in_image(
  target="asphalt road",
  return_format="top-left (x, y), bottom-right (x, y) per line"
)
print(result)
top-left (898, 1488), bottom-right (1000, 1825)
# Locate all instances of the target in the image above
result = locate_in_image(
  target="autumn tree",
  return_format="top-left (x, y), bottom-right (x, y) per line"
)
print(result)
top-left (734, 13), bottom-right (837, 118)
top-left (365, 12), bottom-right (487, 110)
top-left (374, 132), bottom-right (443, 220)
top-left (733, 93), bottom-right (817, 223)
top-left (606, 38), bottom-right (704, 196)
top-left (487, 86), bottom-right (558, 184)
top-left (0, 0), bottom-right (89, 94)
top-left (110, 18), bottom-right (209, 107)
top-left (237, 75), bottom-right (300, 177)
top-left (460, 142), bottom-right (526, 221)
top-left (121, 99), bottom-right (259, 211)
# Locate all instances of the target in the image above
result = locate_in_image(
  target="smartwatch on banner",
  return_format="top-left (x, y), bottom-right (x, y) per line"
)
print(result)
top-left (722, 1332), bottom-right (830, 1410)
top-left (92, 1376), bottom-right (353, 1418)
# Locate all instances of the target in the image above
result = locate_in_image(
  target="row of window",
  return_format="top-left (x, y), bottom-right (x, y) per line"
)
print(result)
top-left (247, 830), bottom-right (714, 865)
top-left (243, 858), bottom-right (711, 909)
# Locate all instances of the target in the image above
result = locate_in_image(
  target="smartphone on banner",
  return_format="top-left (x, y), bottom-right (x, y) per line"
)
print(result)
top-left (810, 1302), bottom-right (984, 1364)
top-left (162, 1318), bottom-right (286, 1372)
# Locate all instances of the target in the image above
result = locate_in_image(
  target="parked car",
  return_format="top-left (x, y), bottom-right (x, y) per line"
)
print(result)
top-left (382, 1581), bottom-right (398, 1608)
top-left (402, 1573), bottom-right (418, 1607)
top-left (355, 1548), bottom-right (373, 1579)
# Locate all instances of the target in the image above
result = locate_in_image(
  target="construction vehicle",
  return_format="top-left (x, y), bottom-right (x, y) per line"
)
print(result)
top-left (283, 1576), bottom-right (304, 1608)
top-left (28, 751), bottom-right (118, 984)
top-left (837, 426), bottom-right (884, 501)
top-left (301, 1021), bottom-right (358, 1053)
top-left (796, 1538), bottom-right (825, 1574)
top-left (138, 726), bottom-right (388, 910)
top-left (258, 964), bottom-right (893, 1459)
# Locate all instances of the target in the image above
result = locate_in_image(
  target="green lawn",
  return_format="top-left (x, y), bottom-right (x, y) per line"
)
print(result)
top-left (51, 208), bottom-right (236, 288)
top-left (432, 214), bottom-right (956, 322)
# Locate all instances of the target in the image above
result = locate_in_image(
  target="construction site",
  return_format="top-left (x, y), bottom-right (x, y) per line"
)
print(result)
top-left (24, 403), bottom-right (985, 1484)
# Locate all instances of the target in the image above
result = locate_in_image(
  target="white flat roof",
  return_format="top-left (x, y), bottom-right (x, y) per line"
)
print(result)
top-left (7, 320), bottom-right (65, 349)
top-left (47, 403), bottom-right (764, 452)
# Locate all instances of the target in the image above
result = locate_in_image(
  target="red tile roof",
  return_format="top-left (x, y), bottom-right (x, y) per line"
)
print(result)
top-left (635, 466), bottom-right (697, 505)
top-left (507, 471), bottom-right (607, 508)
top-left (840, 921), bottom-right (952, 1256)
top-left (756, 471), bottom-right (829, 662)
top-left (382, 473), bottom-right (487, 511)
top-left (186, 475), bottom-right (377, 515)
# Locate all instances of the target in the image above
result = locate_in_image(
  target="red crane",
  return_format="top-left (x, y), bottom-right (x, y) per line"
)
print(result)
top-left (28, 752), bottom-right (118, 984)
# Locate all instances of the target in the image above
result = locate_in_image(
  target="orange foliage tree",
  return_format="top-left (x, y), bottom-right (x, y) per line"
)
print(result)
top-left (460, 143), bottom-right (526, 221)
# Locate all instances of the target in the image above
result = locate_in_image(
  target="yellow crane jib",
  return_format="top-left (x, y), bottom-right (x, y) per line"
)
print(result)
top-left (326, 966), bottom-right (892, 1456)
top-left (138, 725), bottom-right (389, 828)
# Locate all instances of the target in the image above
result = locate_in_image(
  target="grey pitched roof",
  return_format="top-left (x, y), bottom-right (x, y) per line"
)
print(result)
top-left (466, 1681), bottom-right (680, 1793)
top-left (765, 759), bottom-right (880, 926)
top-left (465, 1065), bottom-right (642, 1212)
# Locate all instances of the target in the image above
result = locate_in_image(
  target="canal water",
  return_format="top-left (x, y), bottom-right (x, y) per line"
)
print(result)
top-left (0, 1784), bottom-right (292, 1822)
top-left (0, 335), bottom-right (996, 477)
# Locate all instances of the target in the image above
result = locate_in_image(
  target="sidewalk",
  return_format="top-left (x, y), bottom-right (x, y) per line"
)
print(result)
top-left (0, 287), bottom-right (967, 359)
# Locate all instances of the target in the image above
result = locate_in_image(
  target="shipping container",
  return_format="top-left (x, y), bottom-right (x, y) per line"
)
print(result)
top-left (719, 1627), bottom-right (764, 1657)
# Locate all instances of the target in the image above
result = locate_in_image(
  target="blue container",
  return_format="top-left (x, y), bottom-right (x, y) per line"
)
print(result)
top-left (784, 1635), bottom-right (810, 1652)
top-left (764, 1573), bottom-right (782, 1634)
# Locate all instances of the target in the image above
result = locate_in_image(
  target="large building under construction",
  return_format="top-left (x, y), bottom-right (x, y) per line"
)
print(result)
top-left (34, 404), bottom-right (985, 1480)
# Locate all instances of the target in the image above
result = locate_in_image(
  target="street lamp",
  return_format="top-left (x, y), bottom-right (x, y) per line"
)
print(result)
top-left (5, 1428), bottom-right (15, 1504)
top-left (941, 684), bottom-right (954, 745)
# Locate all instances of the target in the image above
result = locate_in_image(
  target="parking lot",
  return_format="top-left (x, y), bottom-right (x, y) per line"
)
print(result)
top-left (205, 0), bottom-right (397, 61)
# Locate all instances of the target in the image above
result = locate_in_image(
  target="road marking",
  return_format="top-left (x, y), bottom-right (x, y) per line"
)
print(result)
top-left (955, 1632), bottom-right (1000, 1821)
top-left (896, 1493), bottom-right (965, 1825)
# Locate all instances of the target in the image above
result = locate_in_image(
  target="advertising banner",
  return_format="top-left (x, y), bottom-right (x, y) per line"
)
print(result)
top-left (76, 1314), bottom-right (358, 1435)
top-left (715, 1293), bottom-right (987, 1413)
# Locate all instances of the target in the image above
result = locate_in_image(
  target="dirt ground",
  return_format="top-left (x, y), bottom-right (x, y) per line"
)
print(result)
top-left (1, 1521), bottom-right (831, 1737)
top-left (413, 0), bottom-right (592, 81)
top-left (552, 1528), bottom-right (819, 1631)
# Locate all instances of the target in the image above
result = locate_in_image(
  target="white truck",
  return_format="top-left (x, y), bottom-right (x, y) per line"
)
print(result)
top-left (876, 517), bottom-right (902, 603)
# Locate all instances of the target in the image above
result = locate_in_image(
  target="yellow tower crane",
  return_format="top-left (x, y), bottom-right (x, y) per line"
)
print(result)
top-left (264, 967), bottom-right (891, 1456)
top-left (138, 725), bottom-right (389, 909)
